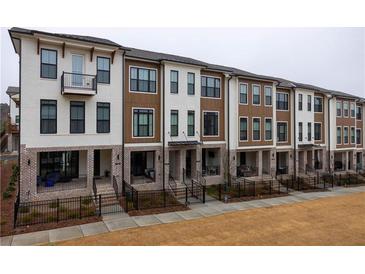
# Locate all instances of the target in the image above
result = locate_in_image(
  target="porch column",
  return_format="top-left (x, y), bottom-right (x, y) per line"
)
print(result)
top-left (345, 152), bottom-right (349, 171)
top-left (230, 149), bottom-right (237, 177)
top-left (164, 148), bottom-right (170, 188)
top-left (112, 146), bottom-right (123, 188)
top-left (257, 150), bottom-right (263, 176)
top-left (179, 149), bottom-right (186, 182)
top-left (87, 149), bottom-right (94, 190)
top-left (270, 149), bottom-right (276, 177)
top-left (196, 146), bottom-right (202, 178)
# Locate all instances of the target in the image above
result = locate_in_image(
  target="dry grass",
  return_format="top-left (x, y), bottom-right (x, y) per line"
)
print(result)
top-left (57, 192), bottom-right (365, 246)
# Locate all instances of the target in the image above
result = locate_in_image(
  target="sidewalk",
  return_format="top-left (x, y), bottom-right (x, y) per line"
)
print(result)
top-left (1, 185), bottom-right (364, 246)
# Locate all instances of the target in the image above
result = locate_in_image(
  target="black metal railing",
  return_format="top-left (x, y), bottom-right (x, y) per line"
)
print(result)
top-left (13, 194), bottom-right (20, 228)
top-left (92, 177), bottom-right (97, 200)
top-left (333, 172), bottom-right (365, 187)
top-left (202, 166), bottom-right (220, 176)
top-left (113, 175), bottom-right (119, 199)
top-left (61, 72), bottom-right (97, 94)
top-left (237, 165), bottom-right (259, 177)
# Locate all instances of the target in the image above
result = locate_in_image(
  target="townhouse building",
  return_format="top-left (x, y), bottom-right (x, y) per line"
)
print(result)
top-left (5, 86), bottom-right (20, 152)
top-left (8, 27), bottom-right (365, 202)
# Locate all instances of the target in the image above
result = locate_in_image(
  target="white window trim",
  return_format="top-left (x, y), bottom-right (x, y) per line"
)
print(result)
top-left (187, 72), bottom-right (195, 96)
top-left (239, 83), bottom-right (248, 105)
top-left (252, 117), bottom-right (261, 141)
top-left (336, 126), bottom-right (342, 145)
top-left (350, 102), bottom-right (356, 118)
top-left (314, 96), bottom-right (323, 113)
top-left (350, 126), bottom-right (356, 144)
top-left (202, 110), bottom-right (220, 137)
top-left (264, 86), bottom-right (273, 107)
top-left (298, 93), bottom-right (303, 111)
top-left (264, 117), bottom-right (273, 141)
top-left (314, 122), bottom-right (322, 142)
top-left (343, 101), bottom-right (349, 118)
top-left (252, 84), bottom-right (261, 106)
top-left (343, 126), bottom-right (349, 144)
top-left (307, 94), bottom-right (312, 112)
top-left (128, 65), bottom-right (158, 95)
top-left (336, 101), bottom-right (342, 117)
top-left (131, 107), bottom-right (155, 139)
top-left (276, 121), bottom-right (288, 143)
top-left (238, 116), bottom-right (249, 142)
top-left (298, 122), bottom-right (303, 142)
top-left (201, 75), bottom-right (222, 100)
top-left (276, 92), bottom-right (289, 112)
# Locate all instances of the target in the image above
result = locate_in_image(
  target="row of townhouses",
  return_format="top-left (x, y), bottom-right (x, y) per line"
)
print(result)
top-left (7, 27), bottom-right (365, 202)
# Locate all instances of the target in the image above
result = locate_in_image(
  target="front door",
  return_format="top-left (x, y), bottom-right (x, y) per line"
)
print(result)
top-left (72, 54), bottom-right (84, 86)
top-left (94, 150), bottom-right (100, 177)
top-left (186, 150), bottom-right (192, 178)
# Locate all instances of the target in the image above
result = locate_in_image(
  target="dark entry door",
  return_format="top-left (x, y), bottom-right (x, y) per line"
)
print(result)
top-left (131, 152), bottom-right (146, 176)
top-left (94, 150), bottom-right (100, 176)
top-left (186, 150), bottom-right (192, 178)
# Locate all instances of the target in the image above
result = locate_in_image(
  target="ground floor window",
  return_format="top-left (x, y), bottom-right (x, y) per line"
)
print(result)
top-left (39, 151), bottom-right (79, 180)
top-left (131, 151), bottom-right (155, 181)
top-left (202, 148), bottom-right (220, 176)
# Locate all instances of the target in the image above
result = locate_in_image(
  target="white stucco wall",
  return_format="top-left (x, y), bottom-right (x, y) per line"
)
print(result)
top-left (9, 97), bottom-right (19, 125)
top-left (295, 88), bottom-right (315, 148)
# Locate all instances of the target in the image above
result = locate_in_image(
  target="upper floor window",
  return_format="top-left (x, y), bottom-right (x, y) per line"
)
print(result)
top-left (201, 76), bottom-right (220, 98)
top-left (239, 83), bottom-right (248, 104)
top-left (351, 127), bottom-right (356, 144)
top-left (307, 122), bottom-right (312, 141)
top-left (356, 129), bottom-right (361, 145)
top-left (343, 127), bottom-right (349, 144)
top-left (40, 100), bottom-right (57, 134)
top-left (314, 97), bottom-right (323, 112)
top-left (203, 112), bottom-right (218, 136)
top-left (15, 115), bottom-right (19, 124)
top-left (97, 57), bottom-right (110, 84)
top-left (252, 85), bottom-right (261, 105)
top-left (336, 101), bottom-right (342, 117)
top-left (41, 49), bottom-right (57, 79)
top-left (70, 101), bottom-right (85, 134)
top-left (97, 102), bottom-right (110, 133)
top-left (307, 95), bottom-right (312, 111)
top-left (265, 118), bottom-right (272, 140)
top-left (133, 109), bottom-right (153, 137)
top-left (350, 103), bottom-right (356, 118)
top-left (336, 127), bottom-right (342, 144)
top-left (170, 110), bottom-right (178, 136)
top-left (276, 93), bottom-right (289, 110)
top-left (343, 101), bottom-right (349, 117)
top-left (264, 87), bottom-right (272, 106)
top-left (298, 122), bottom-right (303, 141)
top-left (252, 118), bottom-right (261, 141)
top-left (277, 122), bottom-right (287, 142)
top-left (314, 123), bottom-right (321, 141)
top-left (356, 106), bottom-right (362, 120)
top-left (187, 73), bottom-right (195, 95)
top-left (239, 117), bottom-right (248, 141)
top-left (130, 67), bottom-right (156, 93)
top-left (298, 94), bottom-right (303, 111)
top-left (170, 70), bottom-right (178, 94)
top-left (187, 111), bottom-right (195, 136)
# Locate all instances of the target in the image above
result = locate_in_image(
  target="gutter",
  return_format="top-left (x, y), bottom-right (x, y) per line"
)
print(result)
top-left (226, 75), bottom-right (233, 184)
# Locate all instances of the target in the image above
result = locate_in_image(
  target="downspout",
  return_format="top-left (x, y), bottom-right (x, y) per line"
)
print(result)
top-left (292, 87), bottom-right (297, 179)
top-left (17, 37), bottom-right (22, 196)
top-left (327, 95), bottom-right (334, 173)
top-left (121, 50), bottom-right (126, 183)
top-left (227, 75), bottom-right (232, 184)
top-left (162, 63), bottom-right (165, 191)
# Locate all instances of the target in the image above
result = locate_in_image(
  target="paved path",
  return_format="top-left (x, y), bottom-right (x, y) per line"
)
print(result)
top-left (1, 185), bottom-right (364, 246)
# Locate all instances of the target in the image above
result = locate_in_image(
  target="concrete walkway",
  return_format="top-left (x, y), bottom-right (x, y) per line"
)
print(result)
top-left (1, 185), bottom-right (364, 246)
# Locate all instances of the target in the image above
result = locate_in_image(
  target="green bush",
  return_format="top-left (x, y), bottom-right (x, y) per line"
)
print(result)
top-left (67, 211), bottom-right (79, 219)
top-left (49, 200), bottom-right (58, 208)
top-left (82, 197), bottom-right (92, 205)
top-left (30, 210), bottom-right (43, 218)
top-left (20, 215), bottom-right (33, 224)
top-left (47, 216), bottom-right (58, 222)
top-left (2, 191), bottom-right (12, 199)
top-left (6, 185), bottom-right (16, 192)
top-left (19, 205), bottom-right (30, 213)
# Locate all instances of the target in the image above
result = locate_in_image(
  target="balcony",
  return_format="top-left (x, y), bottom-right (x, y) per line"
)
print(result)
top-left (61, 72), bottom-right (97, 96)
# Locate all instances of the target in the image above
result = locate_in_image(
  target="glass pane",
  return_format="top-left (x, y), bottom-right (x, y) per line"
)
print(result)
top-left (149, 70), bottom-right (156, 81)
top-left (131, 68), bottom-right (138, 79)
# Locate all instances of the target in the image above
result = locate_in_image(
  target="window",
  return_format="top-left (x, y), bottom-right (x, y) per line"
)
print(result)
top-left (170, 70), bottom-right (178, 94)
top-left (252, 118), bottom-right (260, 141)
top-left (203, 112), bottom-right (218, 136)
top-left (314, 97), bottom-right (323, 112)
top-left (40, 100), bottom-right (57, 134)
top-left (239, 117), bottom-right (248, 141)
top-left (337, 127), bottom-right (342, 144)
top-left (298, 122), bottom-right (303, 141)
top-left (130, 67), bottom-right (156, 93)
top-left (314, 123), bottom-right (322, 141)
top-left (40, 49), bottom-right (57, 79)
top-left (264, 86), bottom-right (272, 106)
top-left (343, 101), bottom-right (349, 117)
top-left (133, 109), bottom-right (153, 137)
top-left (350, 103), bottom-right (356, 118)
top-left (97, 102), bottom-right (110, 133)
top-left (277, 122), bottom-right (287, 142)
top-left (307, 122), bottom-right (312, 141)
top-left (97, 57), bottom-right (110, 84)
top-left (187, 111), bottom-right (195, 136)
top-left (351, 127), bottom-right (356, 144)
top-left (276, 93), bottom-right (289, 110)
top-left (170, 110), bottom-right (178, 136)
top-left (356, 106), bottom-right (362, 120)
top-left (239, 84), bottom-right (248, 104)
top-left (70, 101), bottom-right (85, 134)
top-left (15, 115), bottom-right (19, 124)
top-left (201, 76), bottom-right (220, 98)
top-left (356, 129), bottom-right (361, 145)
top-left (187, 73), bottom-right (195, 95)
top-left (343, 127), bottom-right (349, 144)
top-left (265, 118), bottom-right (272, 140)
top-left (336, 101), bottom-right (342, 117)
top-left (298, 94), bottom-right (303, 110)
top-left (307, 95), bottom-right (312, 111)
top-left (252, 85), bottom-right (261, 105)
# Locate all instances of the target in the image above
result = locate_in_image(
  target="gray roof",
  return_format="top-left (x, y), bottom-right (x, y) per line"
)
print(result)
top-left (6, 86), bottom-right (19, 96)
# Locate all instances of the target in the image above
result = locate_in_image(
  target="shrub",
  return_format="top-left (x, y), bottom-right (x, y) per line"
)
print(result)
top-left (2, 191), bottom-right (12, 199)
top-left (49, 200), bottom-right (58, 209)
top-left (67, 211), bottom-right (79, 219)
top-left (6, 185), bottom-right (16, 192)
top-left (47, 216), bottom-right (58, 222)
top-left (19, 205), bottom-right (30, 213)
top-left (20, 215), bottom-right (33, 224)
top-left (30, 210), bottom-right (42, 218)
top-left (82, 197), bottom-right (92, 205)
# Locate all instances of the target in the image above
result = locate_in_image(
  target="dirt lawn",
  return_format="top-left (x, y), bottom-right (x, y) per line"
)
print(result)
top-left (57, 192), bottom-right (365, 246)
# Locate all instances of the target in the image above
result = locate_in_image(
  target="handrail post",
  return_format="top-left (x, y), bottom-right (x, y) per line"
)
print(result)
top-left (202, 185), bottom-right (206, 203)
top-left (238, 180), bottom-right (241, 197)
top-left (185, 187), bottom-right (188, 205)
top-left (219, 183), bottom-right (222, 201)
top-left (253, 181), bottom-right (256, 197)
top-left (79, 196), bottom-right (82, 219)
top-left (98, 194), bottom-right (102, 217)
top-left (163, 190), bottom-right (167, 208)
top-left (56, 198), bottom-right (59, 223)
top-left (136, 190), bottom-right (139, 210)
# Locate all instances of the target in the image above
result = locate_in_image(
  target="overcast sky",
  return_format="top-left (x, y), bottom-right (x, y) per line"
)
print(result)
top-left (1, 27), bottom-right (364, 103)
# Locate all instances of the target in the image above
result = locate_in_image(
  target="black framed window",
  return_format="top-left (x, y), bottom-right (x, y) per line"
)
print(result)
top-left (40, 100), bottom-right (57, 134)
top-left (97, 102), bottom-right (110, 133)
top-left (187, 72), bottom-right (195, 95)
top-left (265, 87), bottom-right (272, 106)
top-left (307, 95), bottom-right (312, 111)
top-left (39, 151), bottom-right (79, 180)
top-left (265, 118), bottom-right (272, 140)
top-left (97, 57), bottom-right (110, 84)
top-left (298, 122), bottom-right (303, 141)
top-left (187, 111), bottom-right (195, 136)
top-left (344, 127), bottom-right (349, 144)
top-left (314, 123), bottom-right (321, 141)
top-left (252, 118), bottom-right (260, 141)
top-left (70, 101), bottom-right (85, 133)
top-left (356, 129), bottom-right (361, 144)
top-left (170, 110), bottom-right (178, 136)
top-left (240, 117), bottom-right (248, 141)
top-left (314, 97), bottom-right (323, 112)
top-left (204, 112), bottom-right (218, 136)
top-left (252, 85), bottom-right (261, 105)
top-left (239, 84), bottom-right (248, 104)
top-left (356, 106), bottom-right (362, 120)
top-left (277, 122), bottom-right (287, 142)
top-left (170, 70), bottom-right (178, 94)
top-left (276, 93), bottom-right (289, 110)
top-left (201, 76), bottom-right (220, 98)
top-left (336, 101), bottom-right (342, 116)
top-left (307, 122), bottom-right (312, 141)
top-left (40, 49), bottom-right (57, 79)
top-left (337, 127), bottom-right (342, 144)
top-left (351, 127), bottom-right (356, 144)
top-left (350, 103), bottom-right (356, 118)
top-left (133, 109), bottom-right (153, 137)
top-left (343, 102), bottom-right (349, 117)
top-left (130, 67), bottom-right (156, 93)
top-left (15, 115), bottom-right (19, 124)
top-left (298, 94), bottom-right (303, 110)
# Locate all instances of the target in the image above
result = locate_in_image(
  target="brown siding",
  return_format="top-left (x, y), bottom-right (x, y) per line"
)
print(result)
top-left (276, 88), bottom-right (291, 146)
top-left (336, 98), bottom-right (356, 149)
top-left (124, 59), bottom-right (161, 143)
top-left (314, 93), bottom-right (325, 144)
top-left (200, 70), bottom-right (225, 142)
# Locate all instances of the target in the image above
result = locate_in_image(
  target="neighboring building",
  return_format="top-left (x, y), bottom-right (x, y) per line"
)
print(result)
top-left (6, 86), bottom-right (20, 152)
top-left (8, 27), bottom-right (365, 202)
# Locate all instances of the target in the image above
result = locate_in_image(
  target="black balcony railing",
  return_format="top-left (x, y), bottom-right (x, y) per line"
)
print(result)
top-left (61, 72), bottom-right (97, 95)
